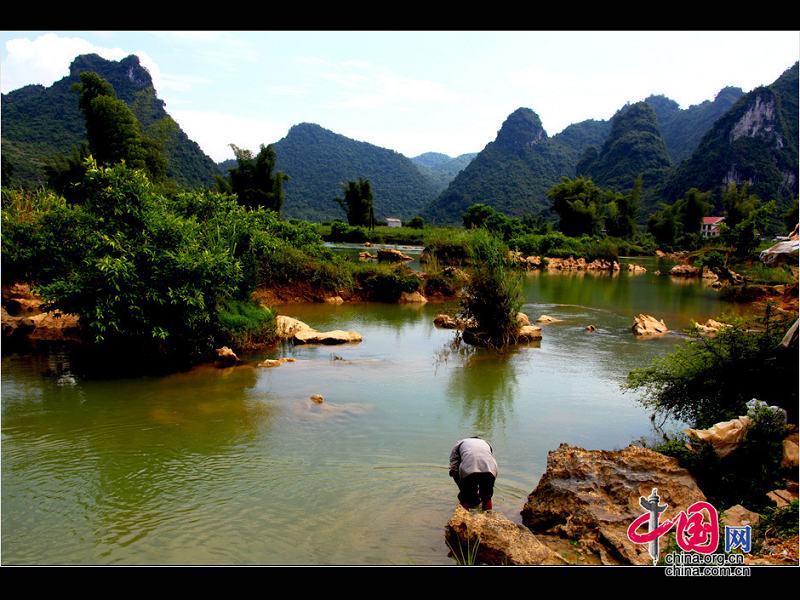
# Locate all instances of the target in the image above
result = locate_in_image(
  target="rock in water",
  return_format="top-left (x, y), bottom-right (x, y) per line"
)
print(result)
top-left (434, 314), bottom-right (458, 329)
top-left (536, 315), bottom-right (563, 324)
top-left (398, 291), bottom-right (428, 303)
top-left (275, 315), bottom-right (362, 345)
top-left (215, 346), bottom-right (240, 366)
top-left (516, 325), bottom-right (543, 342)
top-left (324, 296), bottom-right (344, 305)
top-left (515, 312), bottom-right (531, 326)
top-left (377, 248), bottom-right (413, 262)
top-left (586, 325), bottom-right (597, 332)
top-left (521, 444), bottom-right (706, 565)
top-left (446, 506), bottom-right (566, 565)
top-left (670, 264), bottom-right (701, 277)
top-left (310, 394), bottom-right (324, 404)
top-left (631, 314), bottom-right (668, 336)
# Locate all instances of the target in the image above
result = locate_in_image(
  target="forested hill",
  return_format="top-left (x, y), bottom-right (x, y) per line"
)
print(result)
top-left (411, 152), bottom-right (478, 193)
top-left (1, 54), bottom-right (220, 189)
top-left (268, 123), bottom-right (439, 221)
top-left (578, 102), bottom-right (673, 212)
top-left (645, 87), bottom-right (744, 163)
top-left (664, 62), bottom-right (799, 209)
top-left (423, 108), bottom-right (610, 223)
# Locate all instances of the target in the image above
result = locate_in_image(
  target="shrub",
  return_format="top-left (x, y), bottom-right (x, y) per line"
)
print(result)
top-left (216, 299), bottom-right (276, 350)
top-left (354, 264), bottom-right (421, 302)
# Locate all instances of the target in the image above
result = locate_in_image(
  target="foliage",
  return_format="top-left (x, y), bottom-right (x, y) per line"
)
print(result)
top-left (217, 144), bottom-right (288, 214)
top-left (647, 188), bottom-right (712, 249)
top-left (462, 203), bottom-right (527, 240)
top-left (268, 123), bottom-right (438, 221)
top-left (721, 195), bottom-right (777, 258)
top-left (781, 199), bottom-right (798, 232)
top-left (353, 264), bottom-right (421, 302)
top-left (446, 534), bottom-right (481, 566)
top-left (626, 308), bottom-right (798, 428)
top-left (407, 215), bottom-right (426, 229)
top-left (423, 228), bottom-right (476, 265)
top-left (335, 177), bottom-right (375, 229)
top-left (651, 404), bottom-right (789, 511)
top-left (757, 500), bottom-right (799, 541)
top-left (458, 231), bottom-right (522, 348)
top-left (1, 53), bottom-right (219, 189)
top-left (216, 299), bottom-right (276, 350)
top-left (548, 176), bottom-right (640, 239)
top-left (411, 152), bottom-right (477, 194)
top-left (733, 262), bottom-right (796, 285)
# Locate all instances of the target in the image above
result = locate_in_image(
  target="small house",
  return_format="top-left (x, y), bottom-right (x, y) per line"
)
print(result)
top-left (701, 216), bottom-right (725, 238)
top-left (386, 218), bottom-right (402, 228)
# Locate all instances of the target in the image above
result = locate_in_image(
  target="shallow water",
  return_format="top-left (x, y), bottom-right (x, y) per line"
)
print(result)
top-left (1, 260), bottom-right (744, 564)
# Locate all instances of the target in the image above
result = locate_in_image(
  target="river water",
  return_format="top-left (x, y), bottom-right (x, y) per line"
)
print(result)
top-left (1, 258), bottom-right (745, 564)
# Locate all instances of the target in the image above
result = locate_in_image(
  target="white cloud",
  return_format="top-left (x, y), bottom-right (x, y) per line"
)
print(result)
top-left (170, 109), bottom-right (289, 162)
top-left (1, 33), bottom-right (128, 93)
top-left (268, 84), bottom-right (306, 97)
top-left (155, 31), bottom-right (223, 43)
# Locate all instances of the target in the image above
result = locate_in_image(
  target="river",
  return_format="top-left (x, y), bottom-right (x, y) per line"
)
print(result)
top-left (1, 257), bottom-right (747, 564)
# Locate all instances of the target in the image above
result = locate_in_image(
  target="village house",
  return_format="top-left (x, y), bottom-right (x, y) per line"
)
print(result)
top-left (701, 216), bottom-right (725, 238)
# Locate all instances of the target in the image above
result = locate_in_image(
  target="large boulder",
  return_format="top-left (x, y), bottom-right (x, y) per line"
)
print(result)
top-left (215, 346), bottom-right (240, 366)
top-left (275, 315), bottom-right (362, 345)
top-left (515, 312), bottom-right (531, 327)
top-left (631, 314), bottom-right (668, 336)
top-left (377, 248), bottom-right (413, 263)
top-left (670, 264), bottom-right (701, 277)
top-left (521, 444), bottom-right (707, 565)
top-left (691, 318), bottom-right (731, 337)
top-left (2, 284), bottom-right (82, 343)
top-left (516, 325), bottom-right (543, 342)
top-left (446, 506), bottom-right (566, 565)
top-left (399, 291), bottom-right (428, 304)
top-left (783, 432), bottom-right (799, 469)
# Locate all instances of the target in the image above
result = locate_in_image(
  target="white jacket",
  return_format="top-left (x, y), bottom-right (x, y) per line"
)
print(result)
top-left (449, 438), bottom-right (498, 479)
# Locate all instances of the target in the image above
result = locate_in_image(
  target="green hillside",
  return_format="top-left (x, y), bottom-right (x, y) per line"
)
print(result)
top-left (411, 152), bottom-right (477, 193)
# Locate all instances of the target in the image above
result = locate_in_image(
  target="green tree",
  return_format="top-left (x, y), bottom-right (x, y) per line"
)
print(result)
top-left (218, 144), bottom-right (288, 214)
top-left (781, 199), bottom-right (798, 233)
top-left (722, 199), bottom-right (777, 258)
top-left (722, 183), bottom-right (760, 229)
top-left (678, 188), bottom-right (711, 236)
top-left (548, 176), bottom-right (605, 237)
top-left (407, 215), bottom-right (425, 229)
top-left (605, 177), bottom-right (641, 238)
top-left (335, 178), bottom-right (375, 229)
top-left (647, 203), bottom-right (680, 247)
top-left (73, 72), bottom-right (165, 180)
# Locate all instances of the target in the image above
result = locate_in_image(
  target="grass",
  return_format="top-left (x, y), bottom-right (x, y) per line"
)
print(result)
top-left (216, 299), bottom-right (276, 350)
top-left (734, 262), bottom-right (796, 285)
top-left (446, 534), bottom-right (481, 565)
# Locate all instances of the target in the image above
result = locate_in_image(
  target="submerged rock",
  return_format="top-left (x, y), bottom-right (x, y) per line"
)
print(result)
top-left (446, 505), bottom-right (566, 565)
top-left (627, 264), bottom-right (647, 274)
top-left (377, 248), bottom-right (413, 263)
top-left (631, 314), bottom-right (668, 337)
top-left (521, 444), bottom-right (706, 565)
top-left (433, 314), bottom-right (475, 330)
top-left (516, 325), bottom-right (543, 342)
top-left (310, 394), bottom-right (324, 404)
top-left (215, 346), bottom-right (240, 366)
top-left (259, 357), bottom-right (295, 368)
top-left (399, 291), bottom-right (428, 304)
top-left (536, 315), bottom-right (563, 324)
top-left (586, 325), bottom-right (597, 332)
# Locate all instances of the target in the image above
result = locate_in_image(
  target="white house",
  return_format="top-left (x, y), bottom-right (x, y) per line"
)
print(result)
top-left (386, 218), bottom-right (402, 228)
top-left (701, 216), bottom-right (725, 238)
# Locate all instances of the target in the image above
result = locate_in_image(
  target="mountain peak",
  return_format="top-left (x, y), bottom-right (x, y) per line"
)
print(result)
top-left (69, 54), bottom-right (153, 89)
top-left (495, 107), bottom-right (547, 151)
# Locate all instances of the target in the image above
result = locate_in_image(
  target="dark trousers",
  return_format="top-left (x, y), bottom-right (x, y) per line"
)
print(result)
top-left (454, 472), bottom-right (495, 508)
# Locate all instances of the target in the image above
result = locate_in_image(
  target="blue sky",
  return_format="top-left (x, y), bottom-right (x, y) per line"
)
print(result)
top-left (1, 31), bottom-right (798, 162)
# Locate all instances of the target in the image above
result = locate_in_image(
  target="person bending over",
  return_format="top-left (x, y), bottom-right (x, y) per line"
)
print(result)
top-left (448, 437), bottom-right (497, 511)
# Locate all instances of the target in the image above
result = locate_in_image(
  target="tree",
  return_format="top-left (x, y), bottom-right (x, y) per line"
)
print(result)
top-left (548, 176), bottom-right (605, 237)
top-left (605, 177), bottom-right (641, 238)
top-left (722, 199), bottom-right (777, 258)
top-left (647, 203), bottom-right (680, 247)
top-left (217, 144), bottom-right (288, 214)
top-left (408, 215), bottom-right (425, 229)
top-left (334, 178), bottom-right (375, 229)
top-left (73, 72), bottom-right (165, 180)
top-left (722, 183), bottom-right (760, 229)
top-left (782, 199), bottom-right (799, 233)
top-left (677, 188), bottom-right (711, 236)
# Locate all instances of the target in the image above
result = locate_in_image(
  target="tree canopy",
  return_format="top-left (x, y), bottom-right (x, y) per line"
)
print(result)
top-left (217, 144), bottom-right (288, 214)
top-left (335, 178), bottom-right (375, 229)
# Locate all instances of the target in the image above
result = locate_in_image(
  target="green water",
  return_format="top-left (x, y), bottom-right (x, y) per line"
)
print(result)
top-left (1, 260), bottom-right (744, 564)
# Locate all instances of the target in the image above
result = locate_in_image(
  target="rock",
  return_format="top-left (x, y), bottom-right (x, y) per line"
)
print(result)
top-left (259, 358), bottom-right (295, 368)
top-left (363, 241), bottom-right (372, 247)
top-left (656, 250), bottom-right (666, 257)
top-left (711, 281), bottom-right (722, 289)
top-left (627, 264), bottom-right (647, 274)
top-left (310, 394), bottom-right (324, 404)
top-left (521, 444), bottom-right (707, 565)
top-left (324, 296), bottom-right (344, 305)
top-left (275, 315), bottom-right (362, 345)
top-left (446, 505), bottom-right (566, 565)
top-left (398, 291), bottom-right (428, 303)
top-left (721, 505), bottom-right (761, 528)
top-left (701, 267), bottom-right (719, 281)
top-left (358, 251), bottom-right (377, 261)
top-left (691, 318), bottom-right (731, 337)
top-left (2, 284), bottom-right (82, 343)
top-left (631, 314), bottom-right (668, 336)
top-left (508, 250), bottom-right (525, 265)
top-left (670, 264), bottom-right (701, 277)
top-left (767, 489), bottom-right (796, 508)
top-left (782, 433), bottom-right (799, 469)
top-left (215, 346), bottom-right (240, 366)
top-left (515, 312), bottom-right (531, 327)
top-left (525, 255), bottom-right (542, 268)
top-left (434, 314), bottom-right (459, 329)
top-left (377, 248), bottom-right (413, 263)
top-left (294, 329), bottom-right (363, 345)
top-left (536, 315), bottom-right (563, 324)
top-left (586, 325), bottom-right (597, 332)
top-left (516, 325), bottom-right (542, 342)
top-left (685, 416), bottom-right (752, 458)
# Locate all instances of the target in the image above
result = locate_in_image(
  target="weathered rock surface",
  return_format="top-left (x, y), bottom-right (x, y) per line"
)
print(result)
top-left (691, 318), bottom-right (731, 337)
top-left (215, 346), bottom-right (240, 366)
top-left (536, 315), bottom-right (563, 324)
top-left (324, 296), bottom-right (345, 305)
top-left (627, 264), bottom-right (647, 274)
top-left (782, 432), bottom-right (799, 469)
top-left (377, 248), bottom-right (413, 262)
top-left (521, 444), bottom-right (706, 565)
top-left (399, 291), bottom-right (428, 303)
top-left (258, 357), bottom-right (295, 368)
top-left (586, 325), bottom-right (597, 332)
top-left (685, 416), bottom-right (752, 458)
top-left (516, 325), bottom-right (543, 342)
top-left (670, 264), bottom-right (701, 277)
top-left (631, 314), bottom-right (668, 336)
top-left (515, 312), bottom-right (531, 327)
top-left (433, 314), bottom-right (475, 330)
top-left (525, 255), bottom-right (542, 268)
top-left (310, 394), bottom-right (324, 404)
top-left (767, 489), bottom-right (797, 508)
top-left (446, 505), bottom-right (566, 565)
top-left (2, 283), bottom-right (82, 343)
top-left (544, 257), bottom-right (619, 271)
top-left (358, 251), bottom-right (377, 261)
top-left (275, 315), bottom-right (362, 345)
top-left (721, 505), bottom-right (761, 528)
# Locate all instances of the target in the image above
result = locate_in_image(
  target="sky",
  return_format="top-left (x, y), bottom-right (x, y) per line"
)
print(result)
top-left (1, 31), bottom-right (798, 163)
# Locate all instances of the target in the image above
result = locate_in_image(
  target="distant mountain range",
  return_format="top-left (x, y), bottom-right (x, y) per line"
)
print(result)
top-left (3, 54), bottom-right (796, 224)
top-left (1, 54), bottom-right (219, 189)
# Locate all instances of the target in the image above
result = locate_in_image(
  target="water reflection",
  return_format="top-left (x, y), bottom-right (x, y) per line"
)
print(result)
top-left (445, 346), bottom-right (523, 433)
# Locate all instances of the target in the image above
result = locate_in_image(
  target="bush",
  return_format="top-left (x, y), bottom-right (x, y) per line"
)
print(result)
top-left (216, 299), bottom-right (276, 350)
top-left (757, 499), bottom-right (799, 541)
top-left (407, 215), bottom-right (425, 229)
top-left (459, 231), bottom-right (522, 348)
top-left (354, 264), bottom-right (421, 302)
top-left (423, 229), bottom-right (475, 265)
top-left (329, 221), bottom-right (368, 243)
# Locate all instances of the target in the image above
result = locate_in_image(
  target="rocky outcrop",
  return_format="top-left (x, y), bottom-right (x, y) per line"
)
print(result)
top-left (783, 432), bottom-right (799, 469)
top-left (324, 296), bottom-right (345, 305)
top-left (721, 505), bottom-right (761, 528)
top-left (358, 251), bottom-right (377, 261)
top-left (2, 284), bottom-right (82, 344)
top-left (215, 346), bottom-right (240, 366)
top-left (544, 257), bottom-right (620, 271)
top-left (631, 314), bottom-right (668, 336)
top-left (536, 315), bottom-right (563, 324)
top-left (515, 312), bottom-right (531, 327)
top-left (525, 255), bottom-right (543, 268)
top-left (521, 444), bottom-right (707, 565)
top-left (446, 506), bottom-right (566, 565)
top-left (669, 264), bottom-right (701, 277)
top-left (398, 291), bottom-right (428, 303)
top-left (627, 264), bottom-right (647, 274)
top-left (691, 318), bottom-right (731, 337)
top-left (377, 248), bottom-right (413, 263)
top-left (685, 417), bottom-right (752, 458)
top-left (433, 314), bottom-right (475, 330)
top-left (767, 489), bottom-right (797, 508)
top-left (516, 325), bottom-right (543, 342)
top-left (275, 315), bottom-right (362, 345)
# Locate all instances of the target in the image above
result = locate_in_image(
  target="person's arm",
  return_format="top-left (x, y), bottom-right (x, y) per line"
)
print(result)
top-left (449, 442), bottom-right (461, 478)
